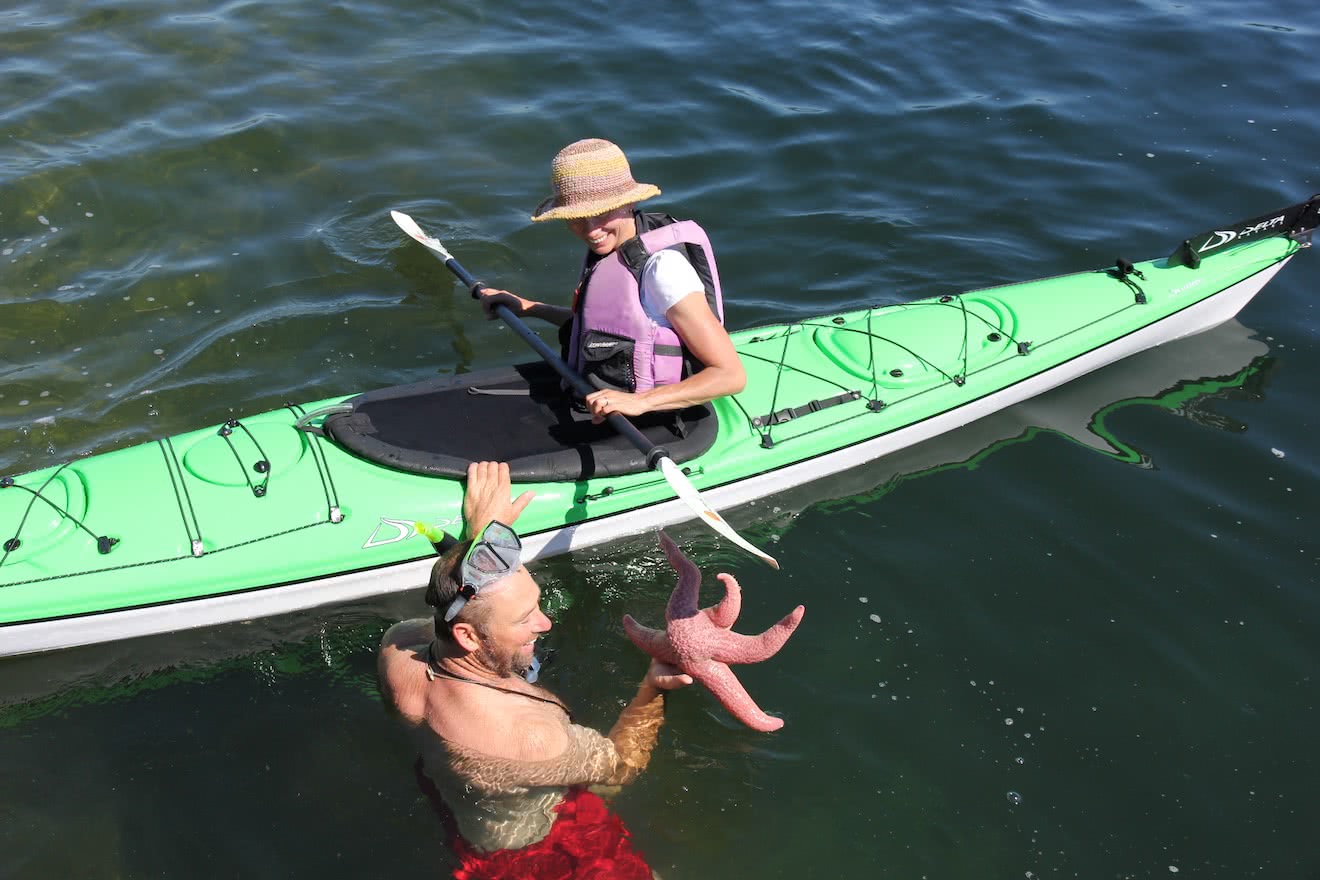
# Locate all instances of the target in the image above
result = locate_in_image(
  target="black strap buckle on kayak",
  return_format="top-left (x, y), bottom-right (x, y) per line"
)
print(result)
top-left (1111, 258), bottom-right (1148, 304)
top-left (578, 485), bottom-right (616, 502)
top-left (752, 390), bottom-right (862, 430)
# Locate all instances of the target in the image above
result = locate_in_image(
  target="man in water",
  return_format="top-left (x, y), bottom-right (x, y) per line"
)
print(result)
top-left (378, 461), bottom-right (692, 878)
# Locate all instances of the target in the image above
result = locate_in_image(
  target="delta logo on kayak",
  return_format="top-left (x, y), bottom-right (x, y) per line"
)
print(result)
top-left (363, 516), bottom-right (460, 549)
top-left (1196, 214), bottom-right (1287, 253)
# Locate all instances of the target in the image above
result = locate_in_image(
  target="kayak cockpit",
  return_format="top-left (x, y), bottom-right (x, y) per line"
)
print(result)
top-left (319, 362), bottom-right (717, 481)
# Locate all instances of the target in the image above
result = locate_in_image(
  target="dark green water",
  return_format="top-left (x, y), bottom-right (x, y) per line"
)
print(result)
top-left (3, 1), bottom-right (1319, 877)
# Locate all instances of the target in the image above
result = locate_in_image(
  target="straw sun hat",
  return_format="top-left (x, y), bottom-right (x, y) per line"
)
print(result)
top-left (530, 139), bottom-right (661, 222)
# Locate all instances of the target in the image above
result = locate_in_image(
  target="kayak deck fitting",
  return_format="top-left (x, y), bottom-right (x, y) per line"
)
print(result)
top-left (1, 195), bottom-right (1316, 656)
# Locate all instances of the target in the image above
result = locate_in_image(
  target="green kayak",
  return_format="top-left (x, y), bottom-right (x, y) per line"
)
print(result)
top-left (2, 196), bottom-right (1315, 656)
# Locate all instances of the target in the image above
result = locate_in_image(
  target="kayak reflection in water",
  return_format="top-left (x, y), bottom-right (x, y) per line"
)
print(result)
top-left (477, 138), bottom-right (745, 425)
top-left (378, 461), bottom-right (692, 878)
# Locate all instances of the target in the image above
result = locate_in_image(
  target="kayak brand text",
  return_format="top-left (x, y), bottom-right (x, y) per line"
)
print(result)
top-left (1196, 214), bottom-right (1287, 253)
top-left (363, 516), bottom-right (460, 549)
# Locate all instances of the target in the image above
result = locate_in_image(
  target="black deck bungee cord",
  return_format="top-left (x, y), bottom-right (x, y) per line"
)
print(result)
top-left (728, 291), bottom-right (1120, 450)
top-left (218, 418), bottom-right (271, 498)
top-left (0, 466), bottom-right (118, 570)
top-left (284, 403), bottom-right (344, 524)
top-left (159, 436), bottom-right (204, 556)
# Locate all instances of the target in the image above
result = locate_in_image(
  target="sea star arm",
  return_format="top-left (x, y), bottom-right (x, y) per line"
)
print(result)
top-left (622, 614), bottom-right (680, 665)
top-left (708, 605), bottom-right (806, 664)
top-left (659, 532), bottom-right (702, 619)
top-left (689, 659), bottom-right (785, 733)
top-left (702, 572), bottom-right (742, 629)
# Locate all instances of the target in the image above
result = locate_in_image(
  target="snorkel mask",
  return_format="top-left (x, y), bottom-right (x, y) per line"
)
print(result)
top-left (442, 520), bottom-right (522, 623)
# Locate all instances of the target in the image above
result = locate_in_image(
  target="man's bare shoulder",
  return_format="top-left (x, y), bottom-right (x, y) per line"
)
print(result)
top-left (377, 619), bottom-right (433, 722)
top-left (380, 617), bottom-right (434, 653)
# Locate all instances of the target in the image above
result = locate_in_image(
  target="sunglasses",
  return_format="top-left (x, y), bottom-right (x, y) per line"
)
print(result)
top-left (443, 520), bottom-right (522, 623)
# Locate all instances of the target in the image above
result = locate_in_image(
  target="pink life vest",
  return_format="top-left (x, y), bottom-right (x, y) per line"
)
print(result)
top-left (566, 217), bottom-right (725, 393)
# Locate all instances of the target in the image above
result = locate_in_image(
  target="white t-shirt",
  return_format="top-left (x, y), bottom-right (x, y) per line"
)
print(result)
top-left (639, 247), bottom-right (704, 328)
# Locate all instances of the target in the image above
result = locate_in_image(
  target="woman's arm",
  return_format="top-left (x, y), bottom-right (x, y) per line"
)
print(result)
top-left (584, 289), bottom-right (746, 420)
top-left (477, 287), bottom-right (573, 326)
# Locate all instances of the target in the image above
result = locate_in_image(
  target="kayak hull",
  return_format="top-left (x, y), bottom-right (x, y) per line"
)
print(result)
top-left (0, 225), bottom-right (1308, 656)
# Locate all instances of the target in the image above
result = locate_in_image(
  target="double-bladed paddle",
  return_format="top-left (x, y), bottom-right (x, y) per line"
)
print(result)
top-left (391, 209), bottom-right (778, 569)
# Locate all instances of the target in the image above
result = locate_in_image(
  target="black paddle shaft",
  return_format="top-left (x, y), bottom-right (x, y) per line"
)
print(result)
top-left (441, 255), bottom-right (671, 470)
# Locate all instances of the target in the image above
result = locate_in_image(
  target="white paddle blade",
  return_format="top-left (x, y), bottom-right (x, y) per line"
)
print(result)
top-left (390, 210), bottom-right (452, 260)
top-left (659, 457), bottom-right (779, 569)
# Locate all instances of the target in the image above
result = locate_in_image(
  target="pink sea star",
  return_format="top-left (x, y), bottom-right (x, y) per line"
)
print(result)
top-left (622, 532), bottom-right (805, 732)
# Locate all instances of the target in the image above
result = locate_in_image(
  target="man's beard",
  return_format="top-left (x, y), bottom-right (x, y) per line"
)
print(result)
top-left (475, 642), bottom-right (531, 679)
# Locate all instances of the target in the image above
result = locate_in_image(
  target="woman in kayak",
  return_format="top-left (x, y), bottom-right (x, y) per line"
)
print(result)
top-left (478, 138), bottom-right (746, 425)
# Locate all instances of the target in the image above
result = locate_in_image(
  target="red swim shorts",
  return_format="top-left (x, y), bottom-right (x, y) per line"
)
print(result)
top-left (415, 760), bottom-right (653, 880)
